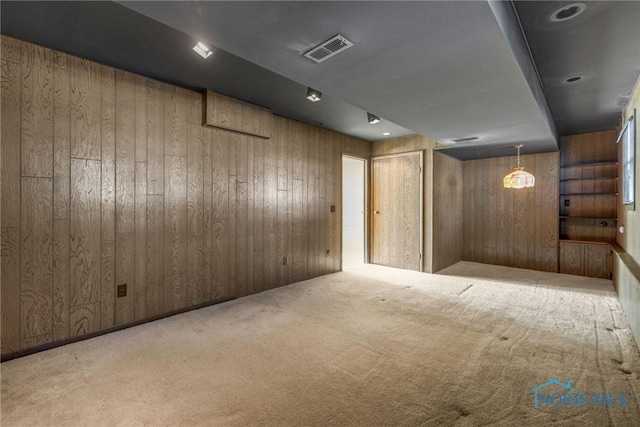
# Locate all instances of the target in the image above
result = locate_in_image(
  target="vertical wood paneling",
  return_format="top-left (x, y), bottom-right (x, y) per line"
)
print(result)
top-left (164, 86), bottom-right (187, 157)
top-left (1, 227), bottom-right (21, 353)
top-left (100, 240), bottom-right (115, 328)
top-left (203, 132), bottom-right (213, 301)
top-left (228, 175), bottom-right (238, 297)
top-left (100, 66), bottom-right (115, 329)
top-left (432, 152), bottom-right (463, 272)
top-left (253, 146), bottom-right (265, 293)
top-left (115, 71), bottom-right (136, 325)
top-left (134, 162), bottom-right (147, 320)
top-left (134, 76), bottom-right (148, 163)
top-left (1, 43), bottom-right (22, 227)
top-left (147, 80), bottom-right (164, 195)
top-left (2, 37), bottom-right (375, 357)
top-left (264, 134), bottom-right (278, 289)
top-left (70, 56), bottom-right (101, 161)
top-left (146, 195), bottom-right (164, 316)
top-left (22, 42), bottom-right (53, 177)
top-left (69, 160), bottom-right (101, 334)
top-left (21, 178), bottom-right (53, 343)
top-left (187, 124), bottom-right (204, 305)
top-left (462, 152), bottom-right (559, 272)
top-left (164, 156), bottom-right (187, 310)
top-left (52, 219), bottom-right (70, 340)
top-left (236, 180), bottom-right (249, 296)
top-left (52, 52), bottom-right (71, 220)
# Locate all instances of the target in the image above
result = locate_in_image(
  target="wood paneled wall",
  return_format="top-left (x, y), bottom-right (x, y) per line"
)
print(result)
top-left (462, 152), bottom-right (559, 272)
top-left (371, 135), bottom-right (437, 272)
top-left (432, 152), bottom-right (463, 272)
top-left (0, 36), bottom-right (369, 357)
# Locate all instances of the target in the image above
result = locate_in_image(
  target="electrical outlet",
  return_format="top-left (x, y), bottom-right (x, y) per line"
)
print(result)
top-left (564, 199), bottom-right (570, 206)
top-left (117, 284), bottom-right (127, 298)
top-left (283, 256), bottom-right (288, 265)
top-left (330, 205), bottom-right (336, 213)
top-left (326, 249), bottom-right (330, 256)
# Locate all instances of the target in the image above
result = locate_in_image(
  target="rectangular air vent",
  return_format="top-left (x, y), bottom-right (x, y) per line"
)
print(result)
top-left (304, 34), bottom-right (353, 63)
top-left (451, 136), bottom-right (479, 143)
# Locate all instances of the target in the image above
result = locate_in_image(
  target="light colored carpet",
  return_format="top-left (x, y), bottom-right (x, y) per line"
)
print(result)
top-left (1, 261), bottom-right (639, 426)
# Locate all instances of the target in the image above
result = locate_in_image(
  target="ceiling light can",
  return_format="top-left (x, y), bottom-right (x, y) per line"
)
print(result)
top-left (549, 2), bottom-right (586, 22)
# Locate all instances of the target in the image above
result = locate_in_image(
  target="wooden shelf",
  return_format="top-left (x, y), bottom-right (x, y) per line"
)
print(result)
top-left (559, 216), bottom-right (616, 220)
top-left (560, 193), bottom-right (617, 196)
top-left (559, 239), bottom-right (612, 245)
top-left (561, 160), bottom-right (618, 167)
top-left (560, 177), bottom-right (617, 182)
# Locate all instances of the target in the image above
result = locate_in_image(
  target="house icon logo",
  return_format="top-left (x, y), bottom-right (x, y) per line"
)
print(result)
top-left (530, 379), bottom-right (628, 408)
top-left (530, 379), bottom-right (575, 409)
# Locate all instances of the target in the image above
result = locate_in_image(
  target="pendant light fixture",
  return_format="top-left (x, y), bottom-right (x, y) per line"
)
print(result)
top-left (503, 145), bottom-right (535, 189)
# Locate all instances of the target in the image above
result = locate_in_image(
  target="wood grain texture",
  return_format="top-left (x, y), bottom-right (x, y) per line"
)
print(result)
top-left (3, 38), bottom-right (376, 356)
top-left (211, 220), bottom-right (230, 300)
top-left (69, 160), bottom-right (101, 321)
top-left (1, 46), bottom-right (22, 227)
top-left (212, 130), bottom-right (230, 220)
top-left (101, 66), bottom-right (116, 240)
top-left (187, 123), bottom-right (204, 237)
top-left (53, 52), bottom-right (71, 220)
top-left (115, 232), bottom-right (134, 325)
top-left (187, 123), bottom-right (205, 305)
top-left (114, 71), bottom-right (136, 324)
top-left (371, 135), bottom-right (435, 271)
top-left (147, 80), bottom-right (164, 195)
top-left (204, 90), bottom-right (272, 138)
top-left (134, 75), bottom-right (148, 163)
top-left (146, 195), bottom-right (164, 317)
top-left (585, 243), bottom-right (611, 279)
top-left (134, 162), bottom-right (147, 320)
top-left (115, 70), bottom-right (136, 235)
top-left (70, 56), bottom-right (101, 161)
top-left (21, 178), bottom-right (53, 342)
top-left (52, 219), bottom-right (70, 341)
top-left (462, 152), bottom-right (559, 272)
top-left (164, 156), bottom-right (187, 309)
top-left (432, 152), bottom-right (463, 272)
top-left (21, 42), bottom-right (53, 177)
top-left (236, 180), bottom-right (249, 296)
top-left (1, 227), bottom-right (21, 353)
top-left (1, 35), bottom-right (22, 64)
top-left (559, 241), bottom-right (584, 276)
top-left (100, 239), bottom-right (115, 328)
top-left (164, 86), bottom-right (187, 157)
top-left (228, 175), bottom-right (238, 297)
top-left (371, 154), bottom-right (421, 271)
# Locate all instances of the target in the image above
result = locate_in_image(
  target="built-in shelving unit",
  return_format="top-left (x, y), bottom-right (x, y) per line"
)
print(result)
top-left (558, 131), bottom-right (618, 279)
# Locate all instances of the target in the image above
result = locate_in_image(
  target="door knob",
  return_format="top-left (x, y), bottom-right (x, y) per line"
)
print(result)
top-left (374, 210), bottom-right (380, 214)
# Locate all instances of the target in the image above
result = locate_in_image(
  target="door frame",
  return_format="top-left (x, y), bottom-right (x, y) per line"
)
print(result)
top-left (370, 151), bottom-right (424, 272)
top-left (341, 153), bottom-right (369, 268)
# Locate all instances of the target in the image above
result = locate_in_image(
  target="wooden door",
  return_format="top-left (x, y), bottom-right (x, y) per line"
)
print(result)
top-left (371, 152), bottom-right (422, 271)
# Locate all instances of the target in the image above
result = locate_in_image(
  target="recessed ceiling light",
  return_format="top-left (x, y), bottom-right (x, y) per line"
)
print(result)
top-left (306, 87), bottom-right (322, 102)
top-left (193, 42), bottom-right (213, 59)
top-left (550, 3), bottom-right (586, 22)
top-left (382, 132), bottom-right (391, 136)
top-left (367, 112), bottom-right (381, 125)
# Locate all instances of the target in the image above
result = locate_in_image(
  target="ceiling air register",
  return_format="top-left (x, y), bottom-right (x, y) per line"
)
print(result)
top-left (304, 35), bottom-right (353, 63)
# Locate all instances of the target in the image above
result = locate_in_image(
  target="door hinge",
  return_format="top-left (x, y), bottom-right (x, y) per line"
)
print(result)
top-left (419, 253), bottom-right (422, 259)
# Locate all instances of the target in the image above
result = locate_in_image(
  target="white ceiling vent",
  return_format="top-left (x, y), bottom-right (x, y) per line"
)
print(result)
top-left (304, 34), bottom-right (353, 63)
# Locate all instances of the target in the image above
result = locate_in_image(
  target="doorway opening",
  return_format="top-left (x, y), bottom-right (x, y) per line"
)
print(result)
top-left (342, 155), bottom-right (367, 268)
